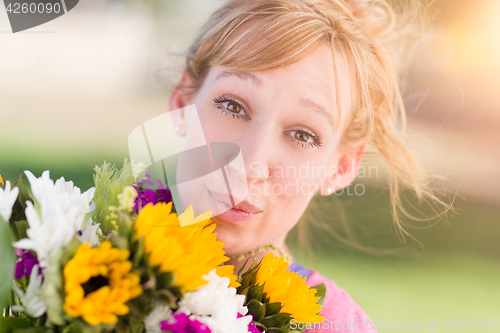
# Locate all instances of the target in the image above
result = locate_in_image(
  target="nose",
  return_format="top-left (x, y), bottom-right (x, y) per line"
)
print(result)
top-left (230, 124), bottom-right (274, 185)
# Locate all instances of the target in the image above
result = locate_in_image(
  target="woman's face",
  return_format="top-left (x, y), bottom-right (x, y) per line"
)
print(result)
top-left (171, 44), bottom-right (358, 256)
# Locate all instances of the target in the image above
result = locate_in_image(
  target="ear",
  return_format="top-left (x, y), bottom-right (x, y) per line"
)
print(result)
top-left (320, 141), bottom-right (366, 195)
top-left (169, 72), bottom-right (196, 137)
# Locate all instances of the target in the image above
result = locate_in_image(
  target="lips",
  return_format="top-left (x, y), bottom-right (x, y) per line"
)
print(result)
top-left (208, 190), bottom-right (262, 224)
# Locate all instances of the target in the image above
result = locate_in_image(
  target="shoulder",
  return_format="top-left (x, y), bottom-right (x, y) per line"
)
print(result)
top-left (303, 270), bottom-right (378, 333)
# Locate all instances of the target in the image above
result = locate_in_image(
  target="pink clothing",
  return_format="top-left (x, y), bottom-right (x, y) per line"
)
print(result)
top-left (300, 269), bottom-right (378, 333)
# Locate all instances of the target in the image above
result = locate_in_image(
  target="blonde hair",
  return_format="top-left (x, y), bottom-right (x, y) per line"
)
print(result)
top-left (178, 0), bottom-right (455, 253)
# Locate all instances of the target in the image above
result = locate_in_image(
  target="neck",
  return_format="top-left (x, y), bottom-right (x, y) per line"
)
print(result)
top-left (226, 239), bottom-right (295, 275)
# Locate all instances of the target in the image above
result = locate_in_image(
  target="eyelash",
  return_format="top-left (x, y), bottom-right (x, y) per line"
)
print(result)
top-left (287, 127), bottom-right (324, 149)
top-left (213, 95), bottom-right (248, 119)
top-left (213, 95), bottom-right (323, 149)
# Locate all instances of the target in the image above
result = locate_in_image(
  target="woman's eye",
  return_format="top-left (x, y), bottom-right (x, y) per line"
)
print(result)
top-left (287, 129), bottom-right (323, 149)
top-left (291, 130), bottom-right (313, 143)
top-left (222, 101), bottom-right (244, 114)
top-left (213, 95), bottom-right (248, 119)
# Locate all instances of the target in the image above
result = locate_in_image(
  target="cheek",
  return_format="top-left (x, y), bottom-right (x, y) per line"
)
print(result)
top-left (272, 158), bottom-right (332, 196)
top-left (256, 159), bottom-right (330, 228)
top-left (252, 170), bottom-right (318, 233)
top-left (198, 113), bottom-right (242, 145)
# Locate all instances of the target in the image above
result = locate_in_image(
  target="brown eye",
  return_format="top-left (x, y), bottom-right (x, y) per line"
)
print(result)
top-left (213, 95), bottom-right (248, 119)
top-left (294, 130), bottom-right (310, 142)
top-left (287, 128), bottom-right (322, 149)
top-left (225, 101), bottom-right (242, 113)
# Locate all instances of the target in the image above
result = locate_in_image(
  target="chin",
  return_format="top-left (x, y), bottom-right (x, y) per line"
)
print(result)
top-left (211, 218), bottom-right (256, 256)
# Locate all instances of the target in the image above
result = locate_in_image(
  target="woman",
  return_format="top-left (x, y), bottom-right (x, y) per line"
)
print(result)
top-left (167, 0), bottom-right (450, 331)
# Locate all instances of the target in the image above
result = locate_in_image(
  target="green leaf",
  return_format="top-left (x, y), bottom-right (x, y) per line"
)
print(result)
top-left (0, 217), bottom-right (16, 311)
top-left (43, 251), bottom-right (65, 326)
top-left (132, 237), bottom-right (144, 270)
top-left (92, 160), bottom-right (136, 233)
top-left (236, 285), bottom-right (250, 299)
top-left (110, 233), bottom-right (128, 252)
top-left (312, 283), bottom-right (327, 308)
top-left (128, 315), bottom-right (146, 333)
top-left (247, 284), bottom-right (264, 302)
top-left (260, 313), bottom-right (292, 328)
top-left (155, 271), bottom-right (173, 290)
top-left (9, 172), bottom-right (33, 223)
top-left (262, 292), bottom-right (270, 304)
top-left (59, 321), bottom-right (78, 333)
top-left (151, 288), bottom-right (177, 306)
top-left (12, 220), bottom-right (29, 241)
top-left (265, 302), bottom-right (282, 316)
top-left (267, 329), bottom-right (289, 333)
top-left (247, 299), bottom-right (266, 322)
top-left (237, 256), bottom-right (252, 276)
top-left (240, 266), bottom-right (258, 290)
top-left (267, 328), bottom-right (289, 333)
top-left (0, 317), bottom-right (32, 333)
top-left (13, 328), bottom-right (54, 333)
top-left (254, 323), bottom-right (267, 332)
top-left (16, 171), bottom-right (32, 209)
top-left (117, 212), bottom-right (133, 240)
top-left (77, 320), bottom-right (111, 333)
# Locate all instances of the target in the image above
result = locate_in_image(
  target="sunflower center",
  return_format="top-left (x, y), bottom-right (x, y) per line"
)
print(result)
top-left (82, 275), bottom-right (109, 296)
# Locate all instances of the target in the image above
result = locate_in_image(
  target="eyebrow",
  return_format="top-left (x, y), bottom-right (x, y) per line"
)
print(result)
top-left (214, 69), bottom-right (263, 88)
top-left (299, 98), bottom-right (336, 133)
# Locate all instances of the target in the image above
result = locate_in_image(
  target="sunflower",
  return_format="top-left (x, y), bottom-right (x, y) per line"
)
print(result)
top-left (255, 253), bottom-right (324, 324)
top-left (215, 264), bottom-right (240, 288)
top-left (0, 174), bottom-right (4, 186)
top-left (238, 252), bottom-right (324, 331)
top-left (133, 202), bottom-right (229, 292)
top-left (63, 241), bottom-right (143, 326)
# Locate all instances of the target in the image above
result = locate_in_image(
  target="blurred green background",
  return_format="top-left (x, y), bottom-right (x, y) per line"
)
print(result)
top-left (1, 0), bottom-right (499, 331)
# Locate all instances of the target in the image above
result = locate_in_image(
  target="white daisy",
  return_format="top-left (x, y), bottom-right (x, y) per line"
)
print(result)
top-left (77, 218), bottom-right (102, 247)
top-left (13, 171), bottom-right (95, 268)
top-left (11, 265), bottom-right (47, 318)
top-left (144, 302), bottom-right (172, 333)
top-left (0, 180), bottom-right (19, 222)
top-left (176, 270), bottom-right (252, 333)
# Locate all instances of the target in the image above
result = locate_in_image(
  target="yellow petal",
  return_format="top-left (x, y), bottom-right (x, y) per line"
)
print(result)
top-left (216, 265), bottom-right (240, 288)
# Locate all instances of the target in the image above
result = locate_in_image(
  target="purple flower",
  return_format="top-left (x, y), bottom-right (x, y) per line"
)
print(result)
top-left (14, 250), bottom-right (41, 279)
top-left (133, 175), bottom-right (173, 211)
top-left (133, 189), bottom-right (157, 210)
top-left (160, 313), bottom-right (211, 333)
top-left (156, 179), bottom-right (173, 206)
top-left (157, 188), bottom-right (172, 204)
top-left (248, 325), bottom-right (261, 333)
top-left (143, 189), bottom-right (158, 205)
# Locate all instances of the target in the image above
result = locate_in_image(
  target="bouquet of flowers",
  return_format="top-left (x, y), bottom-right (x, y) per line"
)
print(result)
top-left (0, 160), bottom-right (325, 333)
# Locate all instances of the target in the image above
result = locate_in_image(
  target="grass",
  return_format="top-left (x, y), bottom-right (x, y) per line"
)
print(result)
top-left (293, 251), bottom-right (500, 332)
top-left (0, 146), bottom-right (126, 191)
